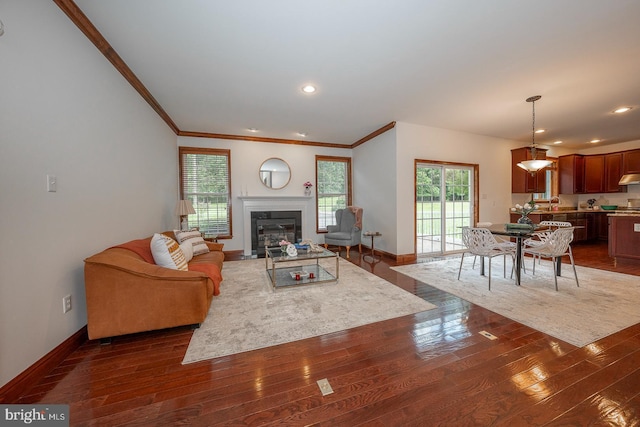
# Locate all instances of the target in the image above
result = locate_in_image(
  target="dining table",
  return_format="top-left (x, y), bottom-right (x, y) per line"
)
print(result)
top-left (481, 223), bottom-right (545, 286)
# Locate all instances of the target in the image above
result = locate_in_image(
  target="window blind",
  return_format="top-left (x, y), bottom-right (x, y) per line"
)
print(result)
top-left (179, 147), bottom-right (231, 238)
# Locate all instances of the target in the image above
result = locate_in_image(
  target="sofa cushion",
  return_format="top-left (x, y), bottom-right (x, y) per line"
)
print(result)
top-left (180, 241), bottom-right (194, 262)
top-left (151, 233), bottom-right (188, 271)
top-left (174, 229), bottom-right (209, 256)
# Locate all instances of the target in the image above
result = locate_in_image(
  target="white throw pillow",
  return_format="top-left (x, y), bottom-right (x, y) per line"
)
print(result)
top-left (180, 240), bottom-right (194, 262)
top-left (150, 233), bottom-right (188, 271)
top-left (174, 229), bottom-right (210, 256)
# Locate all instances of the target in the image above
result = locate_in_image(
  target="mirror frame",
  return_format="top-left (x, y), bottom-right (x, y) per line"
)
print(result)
top-left (259, 157), bottom-right (291, 189)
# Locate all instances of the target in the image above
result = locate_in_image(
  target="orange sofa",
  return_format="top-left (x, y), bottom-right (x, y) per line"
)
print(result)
top-left (84, 232), bottom-right (224, 341)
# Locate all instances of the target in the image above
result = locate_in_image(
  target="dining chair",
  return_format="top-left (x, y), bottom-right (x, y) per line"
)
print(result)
top-left (523, 220), bottom-right (573, 266)
top-left (458, 227), bottom-right (516, 290)
top-left (522, 227), bottom-right (579, 291)
top-left (477, 222), bottom-right (523, 273)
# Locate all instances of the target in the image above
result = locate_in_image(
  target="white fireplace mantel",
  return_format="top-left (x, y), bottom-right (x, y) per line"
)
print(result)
top-left (239, 196), bottom-right (314, 256)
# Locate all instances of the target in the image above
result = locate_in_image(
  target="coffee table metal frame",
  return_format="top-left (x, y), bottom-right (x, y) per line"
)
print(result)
top-left (265, 247), bottom-right (339, 289)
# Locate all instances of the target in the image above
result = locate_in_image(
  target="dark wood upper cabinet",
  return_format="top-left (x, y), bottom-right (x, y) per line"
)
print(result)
top-left (558, 151), bottom-right (629, 194)
top-left (559, 154), bottom-right (584, 194)
top-left (605, 152), bottom-right (625, 192)
top-left (622, 149), bottom-right (640, 174)
top-left (511, 147), bottom-right (547, 193)
top-left (584, 155), bottom-right (605, 193)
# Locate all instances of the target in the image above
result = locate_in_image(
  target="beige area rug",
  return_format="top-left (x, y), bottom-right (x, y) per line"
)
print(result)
top-left (183, 258), bottom-right (436, 364)
top-left (392, 256), bottom-right (640, 347)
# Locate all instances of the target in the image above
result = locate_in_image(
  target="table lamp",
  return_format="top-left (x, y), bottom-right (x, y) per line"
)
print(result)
top-left (175, 200), bottom-right (196, 230)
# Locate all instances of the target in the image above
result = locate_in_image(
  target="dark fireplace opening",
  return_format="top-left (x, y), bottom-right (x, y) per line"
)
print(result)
top-left (251, 210), bottom-right (302, 257)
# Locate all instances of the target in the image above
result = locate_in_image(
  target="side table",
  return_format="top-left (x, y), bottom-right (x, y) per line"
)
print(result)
top-left (363, 231), bottom-right (382, 262)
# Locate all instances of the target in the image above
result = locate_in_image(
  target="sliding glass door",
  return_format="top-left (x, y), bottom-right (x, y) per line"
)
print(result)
top-left (416, 162), bottom-right (475, 255)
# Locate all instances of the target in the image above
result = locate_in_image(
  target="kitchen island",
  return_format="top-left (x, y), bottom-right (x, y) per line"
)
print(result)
top-left (608, 212), bottom-right (640, 262)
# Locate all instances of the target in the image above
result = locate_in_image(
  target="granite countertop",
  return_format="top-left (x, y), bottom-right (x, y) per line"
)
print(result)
top-left (606, 212), bottom-right (640, 216)
top-left (522, 209), bottom-right (640, 216)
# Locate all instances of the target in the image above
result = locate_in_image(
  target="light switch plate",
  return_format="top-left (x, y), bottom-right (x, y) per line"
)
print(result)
top-left (47, 174), bottom-right (57, 192)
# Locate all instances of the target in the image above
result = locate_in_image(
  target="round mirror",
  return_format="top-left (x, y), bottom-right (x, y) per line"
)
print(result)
top-left (259, 158), bottom-right (291, 189)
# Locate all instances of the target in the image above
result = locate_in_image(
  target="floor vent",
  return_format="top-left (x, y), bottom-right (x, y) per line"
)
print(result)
top-left (479, 330), bottom-right (498, 340)
top-left (317, 378), bottom-right (334, 396)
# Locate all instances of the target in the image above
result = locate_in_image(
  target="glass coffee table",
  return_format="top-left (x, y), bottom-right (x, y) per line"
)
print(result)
top-left (265, 247), bottom-right (339, 289)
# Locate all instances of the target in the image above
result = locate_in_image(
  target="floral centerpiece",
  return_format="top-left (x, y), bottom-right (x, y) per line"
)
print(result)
top-left (279, 239), bottom-right (291, 254)
top-left (303, 181), bottom-right (313, 196)
top-left (511, 197), bottom-right (539, 225)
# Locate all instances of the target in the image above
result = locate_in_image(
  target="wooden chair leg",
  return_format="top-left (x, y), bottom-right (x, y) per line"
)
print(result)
top-left (346, 246), bottom-right (351, 258)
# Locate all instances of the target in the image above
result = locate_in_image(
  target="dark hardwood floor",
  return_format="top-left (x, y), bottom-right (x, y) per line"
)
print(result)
top-left (13, 241), bottom-right (640, 426)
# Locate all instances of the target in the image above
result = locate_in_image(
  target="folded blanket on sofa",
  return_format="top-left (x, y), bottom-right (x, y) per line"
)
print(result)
top-left (112, 237), bottom-right (155, 264)
top-left (188, 263), bottom-right (222, 296)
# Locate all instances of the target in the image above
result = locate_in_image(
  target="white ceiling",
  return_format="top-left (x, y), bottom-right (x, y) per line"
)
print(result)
top-left (72, 0), bottom-right (640, 148)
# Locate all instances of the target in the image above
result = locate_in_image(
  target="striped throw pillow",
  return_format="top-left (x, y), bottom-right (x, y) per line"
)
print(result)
top-left (150, 233), bottom-right (188, 271)
top-left (174, 229), bottom-right (210, 257)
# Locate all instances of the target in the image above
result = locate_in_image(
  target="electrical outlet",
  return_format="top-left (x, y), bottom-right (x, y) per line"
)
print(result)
top-left (634, 223), bottom-right (640, 232)
top-left (63, 294), bottom-right (72, 314)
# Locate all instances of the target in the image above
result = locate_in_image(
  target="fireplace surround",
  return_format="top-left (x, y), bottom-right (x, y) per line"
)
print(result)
top-left (239, 196), bottom-right (314, 257)
top-left (252, 211), bottom-right (302, 257)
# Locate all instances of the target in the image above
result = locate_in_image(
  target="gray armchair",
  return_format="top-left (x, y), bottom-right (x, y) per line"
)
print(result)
top-left (323, 207), bottom-right (362, 258)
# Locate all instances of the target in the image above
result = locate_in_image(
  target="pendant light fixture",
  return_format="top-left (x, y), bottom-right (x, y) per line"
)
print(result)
top-left (517, 95), bottom-right (553, 174)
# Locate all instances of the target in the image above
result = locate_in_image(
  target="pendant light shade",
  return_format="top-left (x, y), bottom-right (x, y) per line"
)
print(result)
top-left (517, 95), bottom-right (553, 174)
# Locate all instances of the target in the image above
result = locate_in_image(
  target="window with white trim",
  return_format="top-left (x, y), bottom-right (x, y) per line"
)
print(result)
top-left (179, 147), bottom-right (231, 238)
top-left (316, 155), bottom-right (351, 232)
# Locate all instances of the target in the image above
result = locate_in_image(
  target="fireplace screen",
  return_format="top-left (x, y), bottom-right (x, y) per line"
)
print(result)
top-left (256, 219), bottom-right (296, 255)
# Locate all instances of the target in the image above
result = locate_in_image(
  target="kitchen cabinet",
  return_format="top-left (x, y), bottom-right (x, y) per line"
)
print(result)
top-left (596, 212), bottom-right (609, 240)
top-left (508, 211), bottom-right (608, 242)
top-left (586, 212), bottom-right (597, 240)
top-left (609, 215), bottom-right (640, 260)
top-left (559, 154), bottom-right (584, 194)
top-left (622, 149), bottom-right (640, 174)
top-left (559, 152), bottom-right (627, 194)
top-left (572, 212), bottom-right (587, 242)
top-left (605, 153), bottom-right (625, 192)
top-left (584, 155), bottom-right (604, 193)
top-left (511, 147), bottom-right (547, 193)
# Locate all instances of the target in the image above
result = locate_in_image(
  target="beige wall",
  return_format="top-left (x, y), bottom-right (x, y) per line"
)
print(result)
top-left (0, 1), bottom-right (178, 388)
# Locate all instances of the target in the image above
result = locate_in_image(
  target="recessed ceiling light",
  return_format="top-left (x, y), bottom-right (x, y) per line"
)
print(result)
top-left (535, 129), bottom-right (546, 134)
top-left (553, 140), bottom-right (563, 144)
top-left (302, 85), bottom-right (316, 94)
top-left (613, 107), bottom-right (632, 114)
top-left (590, 139), bottom-right (601, 143)
top-left (247, 128), bottom-right (258, 133)
top-left (297, 132), bottom-right (308, 137)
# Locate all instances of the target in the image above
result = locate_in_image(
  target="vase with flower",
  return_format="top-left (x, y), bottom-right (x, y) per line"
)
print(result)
top-left (303, 181), bottom-right (313, 197)
top-left (511, 196), bottom-right (539, 226)
top-left (279, 239), bottom-right (291, 255)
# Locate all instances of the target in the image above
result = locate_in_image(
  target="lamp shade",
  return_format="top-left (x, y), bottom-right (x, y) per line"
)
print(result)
top-left (175, 200), bottom-right (196, 216)
top-left (517, 159), bottom-right (553, 173)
